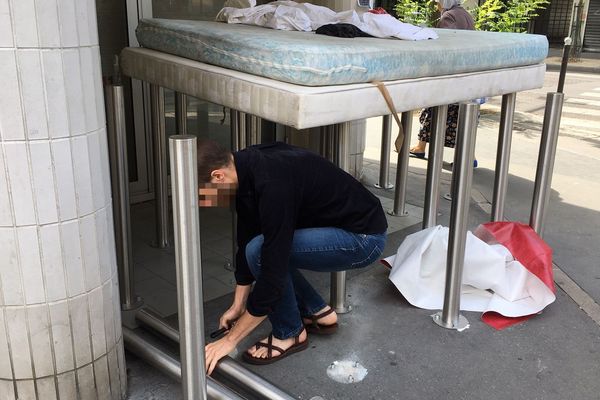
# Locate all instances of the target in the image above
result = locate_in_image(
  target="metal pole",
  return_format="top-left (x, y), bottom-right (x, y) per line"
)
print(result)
top-left (238, 111), bottom-right (248, 150)
top-left (557, 37), bottom-right (572, 94)
top-left (122, 328), bottom-right (245, 400)
top-left (375, 115), bottom-right (394, 189)
top-left (491, 93), bottom-right (516, 221)
top-left (330, 122), bottom-right (351, 314)
top-left (169, 135), bottom-right (207, 400)
top-left (150, 84), bottom-right (170, 248)
top-left (422, 105), bottom-right (448, 229)
top-left (105, 83), bottom-right (141, 310)
top-left (530, 92), bottom-right (564, 237)
top-left (432, 102), bottom-right (479, 331)
top-left (389, 111), bottom-right (413, 217)
top-left (133, 310), bottom-right (297, 400)
top-left (246, 114), bottom-right (262, 145)
top-left (175, 92), bottom-right (188, 135)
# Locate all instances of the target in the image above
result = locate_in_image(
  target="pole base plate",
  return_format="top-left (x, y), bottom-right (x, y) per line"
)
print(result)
top-left (432, 312), bottom-right (470, 331)
top-left (332, 304), bottom-right (353, 314)
top-left (374, 183), bottom-right (394, 190)
top-left (387, 209), bottom-right (409, 217)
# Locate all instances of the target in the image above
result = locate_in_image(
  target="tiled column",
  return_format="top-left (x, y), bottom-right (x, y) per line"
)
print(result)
top-left (0, 0), bottom-right (126, 399)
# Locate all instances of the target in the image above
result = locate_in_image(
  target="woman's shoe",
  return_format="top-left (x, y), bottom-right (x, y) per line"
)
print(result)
top-left (409, 150), bottom-right (426, 159)
top-left (303, 307), bottom-right (338, 335)
top-left (242, 330), bottom-right (309, 365)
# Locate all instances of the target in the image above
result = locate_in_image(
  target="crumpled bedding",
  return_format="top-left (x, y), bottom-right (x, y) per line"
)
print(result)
top-left (215, 0), bottom-right (438, 41)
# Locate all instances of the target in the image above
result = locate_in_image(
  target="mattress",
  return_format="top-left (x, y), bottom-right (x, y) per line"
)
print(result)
top-left (135, 18), bottom-right (548, 86)
top-left (120, 47), bottom-right (545, 129)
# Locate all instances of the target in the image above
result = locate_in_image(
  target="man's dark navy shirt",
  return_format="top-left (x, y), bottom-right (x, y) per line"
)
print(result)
top-left (233, 142), bottom-right (388, 317)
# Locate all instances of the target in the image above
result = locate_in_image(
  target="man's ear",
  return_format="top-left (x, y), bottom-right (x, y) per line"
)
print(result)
top-left (210, 169), bottom-right (225, 182)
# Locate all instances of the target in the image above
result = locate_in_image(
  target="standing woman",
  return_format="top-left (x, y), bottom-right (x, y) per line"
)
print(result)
top-left (409, 0), bottom-right (475, 158)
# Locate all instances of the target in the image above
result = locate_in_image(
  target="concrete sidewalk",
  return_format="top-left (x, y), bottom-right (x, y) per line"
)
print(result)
top-left (545, 47), bottom-right (600, 74)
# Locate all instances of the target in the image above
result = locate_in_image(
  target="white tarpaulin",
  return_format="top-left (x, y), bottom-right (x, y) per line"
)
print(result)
top-left (384, 226), bottom-right (555, 318)
top-left (216, 1), bottom-right (438, 41)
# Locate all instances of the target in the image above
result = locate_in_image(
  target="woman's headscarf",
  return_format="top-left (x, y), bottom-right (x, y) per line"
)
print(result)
top-left (437, 0), bottom-right (461, 10)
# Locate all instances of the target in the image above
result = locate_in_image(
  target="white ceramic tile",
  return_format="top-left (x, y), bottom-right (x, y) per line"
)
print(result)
top-left (96, 208), bottom-right (112, 284)
top-left (88, 287), bottom-right (106, 359)
top-left (3, 142), bottom-right (35, 225)
top-left (49, 300), bottom-right (74, 374)
top-left (17, 50), bottom-right (48, 140)
top-left (0, 227), bottom-right (24, 305)
top-left (92, 49), bottom-right (105, 127)
top-left (0, 0), bottom-right (13, 48)
top-left (102, 280), bottom-right (116, 352)
top-left (87, 131), bottom-right (107, 211)
top-left (40, 224), bottom-right (67, 302)
top-left (97, 128), bottom-right (112, 207)
top-left (0, 309), bottom-right (13, 379)
top-left (106, 205), bottom-right (118, 278)
top-left (79, 47), bottom-right (98, 133)
top-left (69, 295), bottom-right (92, 367)
top-left (62, 48), bottom-right (85, 136)
top-left (41, 50), bottom-right (69, 139)
top-left (29, 141), bottom-right (59, 224)
top-left (71, 135), bottom-right (94, 216)
top-left (35, 0), bottom-right (60, 48)
top-left (60, 220), bottom-right (85, 297)
top-left (57, 0), bottom-right (78, 48)
top-left (15, 380), bottom-right (36, 400)
top-left (0, 149), bottom-right (12, 226)
top-left (4, 307), bottom-right (33, 379)
top-left (27, 304), bottom-right (54, 377)
top-left (77, 363), bottom-right (98, 400)
top-left (111, 278), bottom-right (122, 339)
top-left (50, 139), bottom-right (77, 221)
top-left (0, 50), bottom-right (25, 140)
top-left (10, 0), bottom-right (38, 47)
top-left (57, 371), bottom-right (77, 400)
top-left (17, 226), bottom-right (46, 304)
top-left (107, 347), bottom-right (121, 400)
top-left (73, 0), bottom-right (91, 46)
top-left (95, 356), bottom-right (111, 400)
top-left (116, 341), bottom-right (127, 396)
top-left (0, 380), bottom-right (16, 400)
top-left (87, 0), bottom-right (99, 46)
top-left (80, 214), bottom-right (101, 291)
top-left (36, 376), bottom-right (58, 400)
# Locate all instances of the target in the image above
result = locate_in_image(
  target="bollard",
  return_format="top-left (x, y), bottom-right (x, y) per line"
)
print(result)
top-left (432, 102), bottom-right (479, 331)
top-left (375, 115), bottom-right (394, 189)
top-left (330, 122), bottom-right (352, 314)
top-left (105, 83), bottom-right (141, 311)
top-left (389, 111), bottom-right (413, 217)
top-left (169, 135), bottom-right (207, 400)
top-left (150, 84), bottom-right (170, 248)
top-left (491, 93), bottom-right (516, 221)
top-left (530, 92), bottom-right (564, 238)
top-left (422, 105), bottom-right (447, 228)
top-left (557, 37), bottom-right (572, 94)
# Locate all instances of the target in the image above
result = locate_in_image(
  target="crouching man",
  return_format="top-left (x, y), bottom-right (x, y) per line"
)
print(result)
top-left (200, 140), bottom-right (387, 374)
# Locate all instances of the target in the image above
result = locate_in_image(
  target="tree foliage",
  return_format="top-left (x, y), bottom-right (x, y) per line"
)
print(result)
top-left (395, 0), bottom-right (550, 33)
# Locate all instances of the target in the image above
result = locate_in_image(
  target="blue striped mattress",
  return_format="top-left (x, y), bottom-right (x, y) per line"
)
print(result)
top-left (136, 18), bottom-right (549, 87)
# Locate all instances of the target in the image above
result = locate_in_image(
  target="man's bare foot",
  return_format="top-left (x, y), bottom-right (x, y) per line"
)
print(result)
top-left (410, 143), bottom-right (426, 154)
top-left (246, 329), bottom-right (308, 360)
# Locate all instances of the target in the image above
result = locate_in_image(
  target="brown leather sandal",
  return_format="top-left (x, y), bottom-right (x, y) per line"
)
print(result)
top-left (242, 330), bottom-right (309, 365)
top-left (303, 307), bottom-right (338, 335)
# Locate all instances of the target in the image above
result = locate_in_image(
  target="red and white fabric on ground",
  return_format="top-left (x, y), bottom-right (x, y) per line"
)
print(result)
top-left (383, 222), bottom-right (555, 330)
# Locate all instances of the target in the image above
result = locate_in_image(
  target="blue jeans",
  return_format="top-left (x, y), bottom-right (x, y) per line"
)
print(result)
top-left (245, 228), bottom-right (386, 339)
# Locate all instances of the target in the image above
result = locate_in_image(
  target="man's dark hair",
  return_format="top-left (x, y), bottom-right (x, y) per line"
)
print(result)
top-left (197, 139), bottom-right (232, 183)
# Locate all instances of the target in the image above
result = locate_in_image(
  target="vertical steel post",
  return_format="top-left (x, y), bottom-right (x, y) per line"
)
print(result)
top-left (422, 105), bottom-right (448, 228)
top-left (169, 135), bottom-right (207, 400)
top-left (491, 93), bottom-right (516, 221)
top-left (432, 102), bottom-right (479, 331)
top-left (375, 115), bottom-right (394, 189)
top-left (105, 83), bottom-right (141, 310)
top-left (175, 92), bottom-right (188, 135)
top-left (530, 92), bottom-right (564, 237)
top-left (150, 84), bottom-right (170, 248)
top-left (330, 122), bottom-right (352, 314)
top-left (238, 111), bottom-right (248, 150)
top-left (246, 114), bottom-right (262, 145)
top-left (389, 111), bottom-right (413, 217)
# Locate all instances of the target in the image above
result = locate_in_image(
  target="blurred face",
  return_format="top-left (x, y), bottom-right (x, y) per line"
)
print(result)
top-left (198, 160), bottom-right (238, 207)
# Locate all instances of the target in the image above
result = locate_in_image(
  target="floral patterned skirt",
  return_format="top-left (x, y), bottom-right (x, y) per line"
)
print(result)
top-left (417, 103), bottom-right (460, 148)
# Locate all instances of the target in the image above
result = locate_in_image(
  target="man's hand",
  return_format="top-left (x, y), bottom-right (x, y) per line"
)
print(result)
top-left (219, 305), bottom-right (244, 330)
top-left (205, 336), bottom-right (237, 375)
